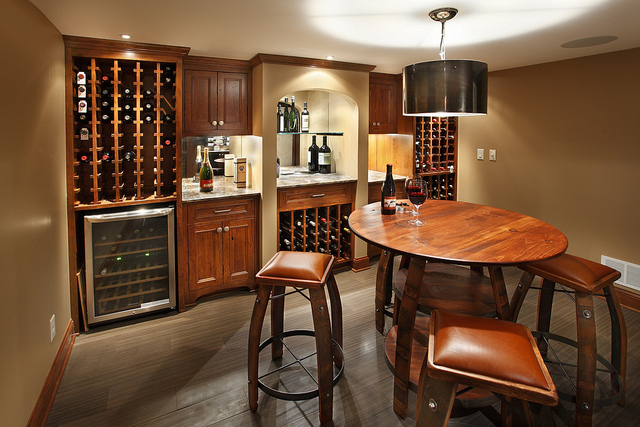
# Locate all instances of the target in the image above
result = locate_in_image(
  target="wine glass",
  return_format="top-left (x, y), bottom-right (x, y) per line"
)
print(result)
top-left (405, 178), bottom-right (428, 226)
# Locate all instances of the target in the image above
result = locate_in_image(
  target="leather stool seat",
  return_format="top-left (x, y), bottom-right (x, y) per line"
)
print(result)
top-left (511, 253), bottom-right (627, 426)
top-left (248, 251), bottom-right (343, 425)
top-left (417, 310), bottom-right (558, 426)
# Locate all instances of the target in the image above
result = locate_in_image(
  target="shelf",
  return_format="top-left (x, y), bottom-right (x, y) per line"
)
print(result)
top-left (277, 132), bottom-right (344, 136)
top-left (413, 117), bottom-right (457, 201)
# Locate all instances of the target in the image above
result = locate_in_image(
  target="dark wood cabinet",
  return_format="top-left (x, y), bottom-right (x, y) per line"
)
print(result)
top-left (369, 75), bottom-right (397, 134)
top-left (183, 57), bottom-right (251, 136)
top-left (183, 196), bottom-right (258, 307)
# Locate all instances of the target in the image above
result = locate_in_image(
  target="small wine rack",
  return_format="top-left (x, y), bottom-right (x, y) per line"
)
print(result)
top-left (71, 57), bottom-right (177, 208)
top-left (414, 117), bottom-right (458, 201)
top-left (278, 204), bottom-right (353, 265)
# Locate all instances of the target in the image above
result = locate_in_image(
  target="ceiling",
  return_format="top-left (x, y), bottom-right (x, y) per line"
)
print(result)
top-left (30, 0), bottom-right (640, 73)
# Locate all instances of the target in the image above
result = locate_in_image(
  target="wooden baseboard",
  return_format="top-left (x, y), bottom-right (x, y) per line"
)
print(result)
top-left (28, 320), bottom-right (76, 427)
top-left (351, 256), bottom-right (370, 272)
top-left (615, 284), bottom-right (640, 313)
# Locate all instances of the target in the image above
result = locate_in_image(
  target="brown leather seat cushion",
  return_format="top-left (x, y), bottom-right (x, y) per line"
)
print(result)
top-left (255, 251), bottom-right (335, 289)
top-left (521, 253), bottom-right (620, 294)
top-left (429, 310), bottom-right (557, 405)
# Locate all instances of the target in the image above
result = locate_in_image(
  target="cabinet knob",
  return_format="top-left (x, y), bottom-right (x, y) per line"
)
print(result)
top-left (219, 120), bottom-right (224, 126)
top-left (224, 226), bottom-right (230, 232)
top-left (217, 227), bottom-right (223, 233)
top-left (211, 120), bottom-right (218, 126)
top-left (376, 122), bottom-right (381, 126)
top-left (372, 121), bottom-right (376, 126)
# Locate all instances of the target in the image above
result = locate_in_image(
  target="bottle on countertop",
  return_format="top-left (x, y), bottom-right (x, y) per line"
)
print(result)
top-left (194, 145), bottom-right (203, 182)
top-left (308, 135), bottom-right (319, 172)
top-left (199, 147), bottom-right (213, 192)
top-left (318, 135), bottom-right (331, 174)
top-left (381, 164), bottom-right (396, 215)
top-left (301, 101), bottom-right (309, 132)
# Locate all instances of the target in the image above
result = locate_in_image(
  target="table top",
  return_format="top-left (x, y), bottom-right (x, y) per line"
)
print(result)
top-left (349, 200), bottom-right (568, 266)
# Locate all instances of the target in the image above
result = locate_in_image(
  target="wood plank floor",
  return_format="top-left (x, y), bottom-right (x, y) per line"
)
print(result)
top-left (47, 262), bottom-right (639, 426)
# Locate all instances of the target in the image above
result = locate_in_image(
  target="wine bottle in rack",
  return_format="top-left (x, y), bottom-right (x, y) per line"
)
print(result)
top-left (123, 88), bottom-right (134, 99)
top-left (143, 89), bottom-right (155, 99)
top-left (162, 114), bottom-right (173, 124)
top-left (78, 100), bottom-right (88, 114)
top-left (123, 151), bottom-right (136, 162)
top-left (381, 164), bottom-right (396, 215)
top-left (308, 135), bottom-right (319, 172)
top-left (100, 74), bottom-right (112, 85)
top-left (282, 98), bottom-right (290, 132)
top-left (101, 98), bottom-right (112, 109)
top-left (199, 147), bottom-right (214, 192)
top-left (123, 103), bottom-right (133, 113)
top-left (289, 96), bottom-right (298, 132)
top-left (76, 71), bottom-right (87, 85)
top-left (123, 113), bottom-right (134, 123)
top-left (101, 112), bottom-right (111, 122)
top-left (318, 136), bottom-right (331, 174)
top-left (163, 137), bottom-right (174, 146)
top-left (163, 73), bottom-right (174, 87)
top-left (77, 85), bottom-right (87, 98)
top-left (301, 102), bottom-right (309, 132)
top-left (79, 153), bottom-right (92, 163)
top-left (277, 106), bottom-right (284, 133)
top-left (143, 114), bottom-right (154, 124)
top-left (79, 127), bottom-right (89, 141)
top-left (143, 101), bottom-right (154, 111)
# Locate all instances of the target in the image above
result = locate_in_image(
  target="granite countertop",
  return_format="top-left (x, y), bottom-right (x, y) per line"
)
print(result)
top-left (277, 166), bottom-right (357, 188)
top-left (182, 176), bottom-right (260, 203)
top-left (367, 169), bottom-right (408, 183)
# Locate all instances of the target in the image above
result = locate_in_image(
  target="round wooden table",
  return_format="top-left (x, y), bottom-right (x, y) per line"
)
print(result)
top-left (349, 200), bottom-right (568, 418)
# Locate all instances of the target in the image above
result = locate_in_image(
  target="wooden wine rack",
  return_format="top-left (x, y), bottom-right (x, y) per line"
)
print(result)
top-left (414, 117), bottom-right (458, 201)
top-left (71, 57), bottom-right (178, 208)
top-left (278, 203), bottom-right (353, 267)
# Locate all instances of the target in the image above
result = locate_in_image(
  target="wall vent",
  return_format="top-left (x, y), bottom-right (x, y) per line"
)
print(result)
top-left (601, 255), bottom-right (640, 291)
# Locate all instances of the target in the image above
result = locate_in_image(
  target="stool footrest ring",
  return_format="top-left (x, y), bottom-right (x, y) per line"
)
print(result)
top-left (257, 329), bottom-right (344, 401)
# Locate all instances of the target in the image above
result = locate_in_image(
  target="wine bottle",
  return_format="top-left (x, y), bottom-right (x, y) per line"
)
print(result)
top-left (163, 74), bottom-right (174, 87)
top-left (101, 75), bottom-right (112, 85)
top-left (77, 85), bottom-right (87, 98)
top-left (79, 127), bottom-right (89, 140)
top-left (143, 102), bottom-right (154, 111)
top-left (195, 145), bottom-right (202, 181)
top-left (282, 98), bottom-right (290, 132)
top-left (123, 113), bottom-right (134, 123)
top-left (308, 135), bottom-right (319, 172)
top-left (289, 96), bottom-right (298, 132)
top-left (101, 152), bottom-right (113, 163)
top-left (101, 99), bottom-right (112, 108)
top-left (123, 103), bottom-right (133, 113)
top-left (318, 136), bottom-right (331, 174)
top-left (79, 153), bottom-right (92, 163)
top-left (301, 101), bottom-right (309, 132)
top-left (101, 112), bottom-right (111, 122)
top-left (162, 114), bottom-right (173, 123)
top-left (123, 88), bottom-right (134, 99)
top-left (143, 89), bottom-right (155, 99)
top-left (78, 112), bottom-right (89, 123)
top-left (163, 137), bottom-right (174, 146)
top-left (277, 106), bottom-right (284, 133)
top-left (143, 114), bottom-right (154, 124)
top-left (199, 147), bottom-right (213, 192)
top-left (381, 164), bottom-right (396, 215)
top-left (76, 71), bottom-right (86, 85)
top-left (78, 100), bottom-right (88, 113)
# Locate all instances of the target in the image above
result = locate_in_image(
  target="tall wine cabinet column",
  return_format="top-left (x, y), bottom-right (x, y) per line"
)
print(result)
top-left (64, 36), bottom-right (189, 329)
top-left (413, 117), bottom-right (458, 200)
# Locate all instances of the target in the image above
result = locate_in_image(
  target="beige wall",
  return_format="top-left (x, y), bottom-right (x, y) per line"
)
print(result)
top-left (0, 0), bottom-right (68, 424)
top-left (458, 48), bottom-right (640, 265)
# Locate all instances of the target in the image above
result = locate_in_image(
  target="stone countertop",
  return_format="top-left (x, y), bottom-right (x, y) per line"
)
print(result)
top-left (182, 176), bottom-right (260, 203)
top-left (367, 169), bottom-right (408, 183)
top-left (277, 166), bottom-right (357, 188)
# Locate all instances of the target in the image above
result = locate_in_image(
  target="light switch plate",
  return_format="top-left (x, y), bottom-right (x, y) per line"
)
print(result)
top-left (489, 149), bottom-right (497, 161)
top-left (477, 148), bottom-right (484, 160)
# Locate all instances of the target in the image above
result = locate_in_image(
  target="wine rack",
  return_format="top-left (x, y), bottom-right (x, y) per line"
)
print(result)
top-left (278, 204), bottom-right (353, 265)
top-left (71, 57), bottom-right (177, 208)
top-left (414, 117), bottom-right (457, 200)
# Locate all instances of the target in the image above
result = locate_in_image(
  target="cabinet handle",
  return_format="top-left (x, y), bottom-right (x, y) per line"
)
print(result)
top-left (211, 120), bottom-right (218, 126)
top-left (214, 209), bottom-right (232, 213)
top-left (224, 226), bottom-right (230, 232)
top-left (217, 227), bottom-right (223, 233)
top-left (219, 120), bottom-right (224, 125)
top-left (311, 193), bottom-right (325, 198)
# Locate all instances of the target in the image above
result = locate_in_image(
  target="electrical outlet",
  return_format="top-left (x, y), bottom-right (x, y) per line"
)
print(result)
top-left (477, 148), bottom-right (484, 160)
top-left (50, 315), bottom-right (56, 342)
top-left (489, 149), bottom-right (497, 161)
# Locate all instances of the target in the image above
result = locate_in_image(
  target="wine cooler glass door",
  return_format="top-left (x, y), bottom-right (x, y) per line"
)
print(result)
top-left (84, 207), bottom-right (176, 325)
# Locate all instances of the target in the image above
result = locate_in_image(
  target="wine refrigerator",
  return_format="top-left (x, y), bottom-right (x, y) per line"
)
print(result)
top-left (84, 206), bottom-right (176, 325)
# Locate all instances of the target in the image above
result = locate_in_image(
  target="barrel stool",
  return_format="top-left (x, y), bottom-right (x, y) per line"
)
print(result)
top-left (510, 253), bottom-right (627, 426)
top-left (248, 251), bottom-right (343, 425)
top-left (416, 310), bottom-right (558, 427)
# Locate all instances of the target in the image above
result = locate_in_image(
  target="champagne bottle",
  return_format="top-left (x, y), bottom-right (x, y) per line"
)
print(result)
top-left (381, 164), bottom-right (396, 215)
top-left (283, 98), bottom-right (290, 132)
top-left (308, 135), bottom-right (319, 172)
top-left (195, 145), bottom-right (203, 181)
top-left (289, 96), bottom-right (298, 132)
top-left (199, 147), bottom-right (213, 192)
top-left (277, 106), bottom-right (284, 133)
top-left (301, 101), bottom-right (309, 132)
top-left (318, 136), bottom-right (331, 174)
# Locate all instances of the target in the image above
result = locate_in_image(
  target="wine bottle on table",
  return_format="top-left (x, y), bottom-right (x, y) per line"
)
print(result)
top-left (301, 102), bottom-right (309, 132)
top-left (381, 164), bottom-right (396, 215)
top-left (318, 136), bottom-right (331, 174)
top-left (308, 135), bottom-right (319, 172)
top-left (199, 147), bottom-right (213, 192)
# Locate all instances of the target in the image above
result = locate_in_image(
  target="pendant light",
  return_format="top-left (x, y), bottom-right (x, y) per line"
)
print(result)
top-left (403, 8), bottom-right (488, 117)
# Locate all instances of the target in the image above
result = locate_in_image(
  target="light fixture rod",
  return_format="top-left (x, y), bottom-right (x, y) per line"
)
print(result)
top-left (439, 21), bottom-right (446, 60)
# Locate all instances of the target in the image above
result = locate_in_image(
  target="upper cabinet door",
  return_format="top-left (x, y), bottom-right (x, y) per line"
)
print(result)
top-left (369, 81), bottom-right (397, 134)
top-left (184, 70), bottom-right (219, 133)
top-left (217, 72), bottom-right (249, 131)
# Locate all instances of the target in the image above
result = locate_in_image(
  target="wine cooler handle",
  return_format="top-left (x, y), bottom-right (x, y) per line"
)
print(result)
top-left (224, 226), bottom-right (230, 232)
top-left (217, 227), bottom-right (223, 233)
top-left (211, 120), bottom-right (218, 126)
top-left (219, 121), bottom-right (224, 125)
top-left (214, 209), bottom-right (232, 213)
top-left (311, 193), bottom-right (325, 198)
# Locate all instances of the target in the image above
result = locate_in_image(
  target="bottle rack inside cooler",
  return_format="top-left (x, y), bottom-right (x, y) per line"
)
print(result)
top-left (278, 204), bottom-right (353, 265)
top-left (71, 57), bottom-right (177, 208)
top-left (414, 117), bottom-right (457, 201)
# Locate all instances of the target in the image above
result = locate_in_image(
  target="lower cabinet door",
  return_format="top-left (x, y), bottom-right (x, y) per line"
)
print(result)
top-left (225, 217), bottom-right (255, 283)
top-left (187, 220), bottom-right (224, 292)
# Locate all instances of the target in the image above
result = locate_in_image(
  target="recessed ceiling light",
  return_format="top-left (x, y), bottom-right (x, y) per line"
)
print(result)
top-left (120, 34), bottom-right (132, 39)
top-left (326, 55), bottom-right (334, 60)
top-left (561, 35), bottom-right (617, 48)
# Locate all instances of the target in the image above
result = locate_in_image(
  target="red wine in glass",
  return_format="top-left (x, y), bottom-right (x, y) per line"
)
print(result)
top-left (407, 187), bottom-right (427, 205)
